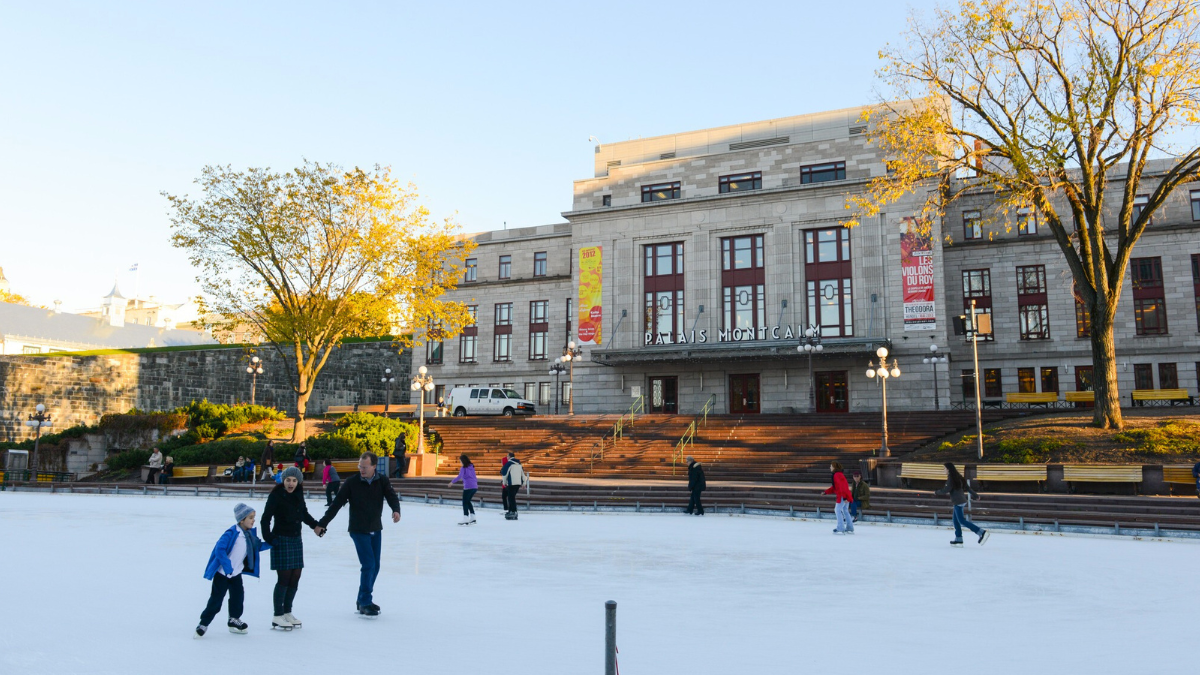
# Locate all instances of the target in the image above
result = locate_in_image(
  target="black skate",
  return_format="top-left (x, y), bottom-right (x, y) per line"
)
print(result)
top-left (357, 604), bottom-right (380, 618)
top-left (194, 624), bottom-right (207, 638)
top-left (950, 539), bottom-right (964, 547)
top-left (978, 530), bottom-right (990, 545)
top-left (227, 618), bottom-right (248, 634)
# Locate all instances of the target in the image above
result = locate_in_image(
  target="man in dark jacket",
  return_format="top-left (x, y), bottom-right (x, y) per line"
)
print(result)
top-left (261, 440), bottom-right (275, 479)
top-left (686, 456), bottom-right (706, 515)
top-left (317, 452), bottom-right (401, 616)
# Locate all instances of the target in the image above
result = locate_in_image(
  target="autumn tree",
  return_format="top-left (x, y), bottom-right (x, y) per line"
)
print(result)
top-left (167, 162), bottom-right (475, 440)
top-left (848, 0), bottom-right (1200, 429)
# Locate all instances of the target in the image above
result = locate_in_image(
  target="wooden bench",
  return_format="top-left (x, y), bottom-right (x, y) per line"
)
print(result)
top-left (172, 466), bottom-right (211, 481)
top-left (330, 460), bottom-right (361, 475)
top-left (1162, 465), bottom-right (1197, 485)
top-left (1131, 389), bottom-right (1193, 406)
top-left (975, 464), bottom-right (1047, 490)
top-left (325, 405), bottom-right (356, 415)
top-left (1062, 464), bottom-right (1143, 494)
top-left (214, 465), bottom-right (235, 481)
top-left (1064, 391), bottom-right (1095, 403)
top-left (1005, 392), bottom-right (1058, 406)
top-left (325, 404), bottom-right (420, 417)
top-left (900, 463), bottom-right (964, 487)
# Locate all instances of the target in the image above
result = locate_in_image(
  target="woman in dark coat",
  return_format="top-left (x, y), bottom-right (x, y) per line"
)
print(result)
top-left (936, 462), bottom-right (989, 546)
top-left (261, 466), bottom-right (324, 629)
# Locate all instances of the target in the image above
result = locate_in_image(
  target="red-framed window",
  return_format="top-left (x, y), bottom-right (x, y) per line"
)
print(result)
top-left (1132, 257), bottom-right (1167, 335)
top-left (962, 269), bottom-right (993, 340)
top-left (719, 172), bottom-right (762, 194)
top-left (1159, 363), bottom-right (1179, 389)
top-left (1016, 265), bottom-right (1049, 340)
top-left (641, 182), bottom-right (680, 202)
top-left (804, 228), bottom-right (853, 337)
top-left (722, 235), bottom-right (767, 340)
top-left (1193, 254), bottom-right (1200, 331)
top-left (533, 251), bottom-right (547, 277)
top-left (644, 242), bottom-right (685, 344)
top-left (983, 369), bottom-right (1002, 398)
top-left (1017, 208), bottom-right (1038, 236)
top-left (498, 255), bottom-right (511, 280)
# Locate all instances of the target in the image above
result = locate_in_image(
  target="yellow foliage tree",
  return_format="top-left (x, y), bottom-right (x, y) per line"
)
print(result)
top-left (847, 0), bottom-right (1200, 429)
top-left (166, 162), bottom-right (476, 440)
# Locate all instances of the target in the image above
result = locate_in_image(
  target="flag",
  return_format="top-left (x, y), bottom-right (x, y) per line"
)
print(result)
top-left (129, 264), bottom-right (139, 272)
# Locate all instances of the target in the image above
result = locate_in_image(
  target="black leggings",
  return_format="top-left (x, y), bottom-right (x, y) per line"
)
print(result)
top-left (273, 568), bottom-right (303, 615)
top-left (462, 488), bottom-right (477, 515)
top-left (199, 574), bottom-right (243, 626)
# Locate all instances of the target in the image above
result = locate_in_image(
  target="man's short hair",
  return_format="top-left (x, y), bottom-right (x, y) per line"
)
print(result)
top-left (360, 452), bottom-right (378, 466)
top-left (507, 452), bottom-right (515, 458)
top-left (686, 455), bottom-right (694, 462)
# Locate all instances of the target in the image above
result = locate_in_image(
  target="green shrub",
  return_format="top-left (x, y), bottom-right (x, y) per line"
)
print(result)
top-left (322, 413), bottom-right (418, 457)
top-left (303, 435), bottom-right (360, 460)
top-left (0, 423), bottom-right (101, 452)
top-left (994, 438), bottom-right (1058, 464)
top-left (107, 449), bottom-right (152, 471)
top-left (99, 411), bottom-right (187, 438)
top-left (1114, 420), bottom-right (1200, 455)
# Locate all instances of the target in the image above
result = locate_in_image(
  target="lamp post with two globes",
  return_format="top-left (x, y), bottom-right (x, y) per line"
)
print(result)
top-left (865, 346), bottom-right (901, 457)
top-left (796, 325), bottom-right (823, 412)
top-left (381, 367), bottom-right (396, 414)
top-left (922, 344), bottom-right (949, 410)
top-left (560, 341), bottom-right (583, 415)
top-left (549, 361), bottom-right (567, 415)
top-left (25, 403), bottom-right (52, 473)
top-left (245, 356), bottom-right (264, 405)
top-left (410, 366), bottom-right (436, 453)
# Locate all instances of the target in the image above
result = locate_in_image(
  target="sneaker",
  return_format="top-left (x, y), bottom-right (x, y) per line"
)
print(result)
top-left (283, 613), bottom-right (301, 628)
top-left (194, 624), bottom-right (207, 638)
top-left (978, 530), bottom-right (990, 545)
top-left (272, 615), bottom-right (293, 630)
top-left (227, 618), bottom-right (248, 634)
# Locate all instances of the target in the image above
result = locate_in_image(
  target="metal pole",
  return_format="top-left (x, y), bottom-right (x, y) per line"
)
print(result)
top-left (32, 422), bottom-right (43, 473)
top-left (554, 371), bottom-right (561, 415)
top-left (250, 372), bottom-right (257, 405)
top-left (385, 381), bottom-right (391, 414)
top-left (808, 350), bottom-right (816, 413)
top-left (569, 360), bottom-right (575, 415)
top-left (880, 373), bottom-right (889, 457)
top-left (418, 395), bottom-right (426, 453)
top-left (932, 359), bottom-right (940, 411)
top-left (971, 299), bottom-right (984, 459)
top-left (604, 600), bottom-right (617, 675)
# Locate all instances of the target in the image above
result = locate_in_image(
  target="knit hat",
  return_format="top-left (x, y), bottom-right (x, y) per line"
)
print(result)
top-left (281, 466), bottom-right (303, 483)
top-left (234, 502), bottom-right (255, 523)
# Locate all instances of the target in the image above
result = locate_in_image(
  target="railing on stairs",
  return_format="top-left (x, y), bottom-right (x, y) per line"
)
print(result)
top-left (672, 395), bottom-right (716, 475)
top-left (602, 395), bottom-right (645, 452)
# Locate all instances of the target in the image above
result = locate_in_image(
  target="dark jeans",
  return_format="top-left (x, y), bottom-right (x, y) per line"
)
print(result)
top-left (686, 489), bottom-right (704, 514)
top-left (145, 469), bottom-right (160, 484)
top-left (159, 474), bottom-right (172, 485)
top-left (502, 485), bottom-right (521, 513)
top-left (199, 574), bottom-right (244, 626)
top-left (462, 488), bottom-right (477, 515)
top-left (849, 500), bottom-right (858, 518)
top-left (952, 503), bottom-right (983, 539)
top-left (348, 531), bottom-right (382, 608)
top-left (325, 481), bottom-right (341, 506)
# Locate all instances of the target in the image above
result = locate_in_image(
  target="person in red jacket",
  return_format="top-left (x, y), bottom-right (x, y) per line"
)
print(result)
top-left (824, 461), bottom-right (855, 534)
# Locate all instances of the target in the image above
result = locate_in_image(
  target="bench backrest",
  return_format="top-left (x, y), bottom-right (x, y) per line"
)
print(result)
top-left (1131, 388), bottom-right (1189, 400)
top-left (1005, 392), bottom-right (1058, 403)
top-left (1162, 465), bottom-right (1197, 484)
top-left (1062, 464), bottom-right (1143, 482)
top-left (174, 466), bottom-right (211, 478)
top-left (900, 463), bottom-right (964, 480)
top-left (1064, 391), bottom-right (1095, 402)
top-left (975, 464), bottom-right (1048, 480)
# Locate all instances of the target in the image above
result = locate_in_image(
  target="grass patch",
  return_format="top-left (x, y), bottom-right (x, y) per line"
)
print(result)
top-left (1113, 419), bottom-right (1200, 456)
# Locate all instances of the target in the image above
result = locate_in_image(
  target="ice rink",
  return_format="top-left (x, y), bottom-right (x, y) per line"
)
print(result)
top-left (0, 492), bottom-right (1195, 674)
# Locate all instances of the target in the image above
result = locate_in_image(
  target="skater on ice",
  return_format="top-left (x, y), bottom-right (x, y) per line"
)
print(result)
top-left (196, 502), bottom-right (270, 637)
top-left (261, 466), bottom-right (325, 630)
top-left (685, 455), bottom-right (706, 515)
top-left (935, 462), bottom-right (989, 546)
top-left (316, 452), bottom-right (401, 617)
top-left (500, 452), bottom-right (525, 520)
top-left (850, 469), bottom-right (870, 522)
top-left (824, 461), bottom-right (854, 534)
top-left (448, 453), bottom-right (478, 525)
top-left (322, 458), bottom-right (341, 506)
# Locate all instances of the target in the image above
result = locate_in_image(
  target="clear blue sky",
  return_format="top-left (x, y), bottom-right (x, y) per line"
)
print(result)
top-left (0, 0), bottom-right (926, 310)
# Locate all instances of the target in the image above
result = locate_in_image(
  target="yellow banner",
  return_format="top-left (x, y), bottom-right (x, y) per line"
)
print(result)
top-left (577, 246), bottom-right (602, 345)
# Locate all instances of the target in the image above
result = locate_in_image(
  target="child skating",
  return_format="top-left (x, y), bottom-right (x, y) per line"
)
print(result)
top-left (448, 454), bottom-right (478, 525)
top-left (196, 503), bottom-right (270, 637)
top-left (935, 462), bottom-right (989, 546)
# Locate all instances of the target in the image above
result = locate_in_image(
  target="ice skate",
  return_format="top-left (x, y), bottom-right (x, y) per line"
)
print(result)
top-left (458, 515), bottom-right (469, 525)
top-left (504, 511), bottom-right (516, 520)
top-left (357, 604), bottom-right (380, 618)
top-left (950, 538), bottom-right (964, 547)
top-left (272, 615), bottom-right (294, 631)
top-left (227, 618), bottom-right (248, 634)
top-left (283, 613), bottom-right (301, 628)
top-left (468, 513), bottom-right (476, 524)
top-left (978, 530), bottom-right (990, 545)
top-left (194, 625), bottom-right (207, 639)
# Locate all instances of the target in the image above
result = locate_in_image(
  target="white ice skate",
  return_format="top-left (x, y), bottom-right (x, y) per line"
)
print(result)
top-left (458, 515), bottom-right (469, 526)
top-left (468, 513), bottom-right (476, 525)
top-left (283, 613), bottom-right (301, 628)
top-left (271, 615), bottom-right (294, 631)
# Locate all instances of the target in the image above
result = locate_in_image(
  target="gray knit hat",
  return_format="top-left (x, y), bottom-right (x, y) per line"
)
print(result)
top-left (281, 466), bottom-right (303, 483)
top-left (234, 502), bottom-right (255, 523)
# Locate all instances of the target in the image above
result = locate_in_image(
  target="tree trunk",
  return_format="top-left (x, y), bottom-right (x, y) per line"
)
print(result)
top-left (1090, 303), bottom-right (1123, 430)
top-left (292, 390), bottom-right (310, 442)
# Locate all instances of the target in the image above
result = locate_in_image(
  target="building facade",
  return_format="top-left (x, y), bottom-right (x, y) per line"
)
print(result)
top-left (414, 108), bottom-right (1200, 414)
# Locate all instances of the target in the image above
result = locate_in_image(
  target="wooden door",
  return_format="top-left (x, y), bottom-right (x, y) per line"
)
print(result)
top-left (815, 371), bottom-right (849, 413)
top-left (729, 374), bottom-right (761, 414)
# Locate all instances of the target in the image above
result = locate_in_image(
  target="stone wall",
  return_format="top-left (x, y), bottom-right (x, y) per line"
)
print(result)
top-left (0, 341), bottom-right (411, 443)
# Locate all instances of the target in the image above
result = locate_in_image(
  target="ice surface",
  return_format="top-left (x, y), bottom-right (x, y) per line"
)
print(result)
top-left (0, 492), bottom-right (1195, 674)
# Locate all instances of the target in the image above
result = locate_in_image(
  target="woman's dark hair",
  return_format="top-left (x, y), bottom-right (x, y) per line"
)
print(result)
top-left (944, 462), bottom-right (966, 490)
top-left (324, 458), bottom-right (331, 466)
top-left (830, 461), bottom-right (844, 473)
top-left (460, 454), bottom-right (472, 467)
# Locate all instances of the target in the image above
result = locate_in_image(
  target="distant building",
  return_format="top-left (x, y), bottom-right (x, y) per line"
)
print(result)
top-left (0, 301), bottom-right (217, 354)
top-left (78, 283), bottom-right (202, 330)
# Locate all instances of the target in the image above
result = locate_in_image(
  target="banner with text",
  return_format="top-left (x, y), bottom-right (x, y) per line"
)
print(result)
top-left (577, 246), bottom-right (603, 345)
top-left (900, 219), bottom-right (936, 331)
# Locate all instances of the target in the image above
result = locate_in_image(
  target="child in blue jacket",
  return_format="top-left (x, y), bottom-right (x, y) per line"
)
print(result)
top-left (196, 503), bottom-right (270, 637)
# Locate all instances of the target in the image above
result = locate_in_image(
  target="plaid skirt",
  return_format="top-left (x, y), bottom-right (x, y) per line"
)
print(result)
top-left (270, 535), bottom-right (304, 570)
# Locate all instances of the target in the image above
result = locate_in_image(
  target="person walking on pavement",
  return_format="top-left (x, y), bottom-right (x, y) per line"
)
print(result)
top-left (316, 452), bottom-right (401, 617)
top-left (936, 462), bottom-right (989, 546)
top-left (261, 466), bottom-right (325, 630)
top-left (685, 456), bottom-right (706, 515)
top-left (449, 454), bottom-right (478, 525)
top-left (322, 459), bottom-right (341, 506)
top-left (500, 452), bottom-right (525, 520)
top-left (293, 442), bottom-right (308, 470)
top-left (146, 447), bottom-right (163, 484)
top-left (824, 461), bottom-right (854, 534)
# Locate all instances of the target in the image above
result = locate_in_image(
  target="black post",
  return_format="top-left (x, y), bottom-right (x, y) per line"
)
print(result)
top-left (604, 600), bottom-right (616, 675)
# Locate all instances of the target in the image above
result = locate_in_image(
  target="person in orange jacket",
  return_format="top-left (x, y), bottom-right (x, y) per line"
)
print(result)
top-left (824, 461), bottom-right (854, 534)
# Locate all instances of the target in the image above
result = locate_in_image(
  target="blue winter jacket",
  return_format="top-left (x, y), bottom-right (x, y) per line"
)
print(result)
top-left (203, 524), bottom-right (270, 580)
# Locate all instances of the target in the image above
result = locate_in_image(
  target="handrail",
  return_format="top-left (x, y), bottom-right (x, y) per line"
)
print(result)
top-left (672, 420), bottom-right (696, 476)
top-left (605, 395), bottom-right (645, 451)
top-left (699, 394), bottom-right (716, 426)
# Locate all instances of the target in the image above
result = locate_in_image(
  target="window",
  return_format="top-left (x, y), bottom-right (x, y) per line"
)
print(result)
top-left (602, 194), bottom-right (611, 207)
top-left (566, 298), bottom-right (573, 343)
top-left (1191, 190), bottom-right (1200, 221)
top-left (533, 251), bottom-right (547, 277)
top-left (498, 255), bottom-right (511, 280)
top-left (426, 340), bottom-right (443, 365)
top-left (458, 335), bottom-right (477, 363)
top-left (804, 228), bottom-right (853, 337)
top-left (529, 331), bottom-right (547, 360)
top-left (800, 161), bottom-right (846, 184)
top-left (719, 171), bottom-right (762, 193)
top-left (434, 384), bottom-right (446, 407)
top-left (524, 383), bottom-right (537, 402)
top-left (494, 334), bottom-right (512, 362)
top-left (493, 302), bottom-right (512, 362)
top-left (561, 382), bottom-right (572, 406)
top-left (1159, 363), bottom-right (1178, 389)
top-left (1134, 363), bottom-right (1154, 390)
top-left (1193, 254), bottom-right (1200, 331)
top-left (530, 300), bottom-right (548, 324)
top-left (984, 369), bottom-right (1003, 398)
top-left (722, 235), bottom-right (769, 340)
top-left (961, 270), bottom-right (993, 340)
top-left (961, 369), bottom-right (975, 400)
top-left (963, 210), bottom-right (982, 240)
top-left (1132, 194), bottom-right (1149, 223)
top-left (538, 382), bottom-right (551, 406)
top-left (1041, 367), bottom-right (1059, 393)
top-left (644, 242), bottom-right (685, 344)
top-left (21, 345), bottom-right (41, 354)
top-left (1074, 284), bottom-right (1091, 338)
top-left (464, 258), bottom-right (477, 283)
top-left (1016, 265), bottom-right (1049, 340)
top-left (1018, 368), bottom-right (1036, 393)
top-left (1132, 257), bottom-right (1167, 335)
top-left (641, 181), bottom-right (680, 202)
top-left (1018, 208), bottom-right (1038, 236)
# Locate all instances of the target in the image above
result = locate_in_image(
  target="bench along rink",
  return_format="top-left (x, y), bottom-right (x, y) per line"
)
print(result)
top-left (0, 493), bottom-right (1194, 674)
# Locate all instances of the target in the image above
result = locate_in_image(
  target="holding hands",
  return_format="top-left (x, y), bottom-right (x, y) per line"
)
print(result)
top-left (313, 525), bottom-right (326, 537)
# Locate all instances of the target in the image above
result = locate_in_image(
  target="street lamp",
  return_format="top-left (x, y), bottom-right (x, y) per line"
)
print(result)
top-left (549, 362), bottom-right (567, 415)
top-left (561, 340), bottom-right (583, 415)
top-left (796, 324), bottom-right (823, 413)
top-left (865, 346), bottom-right (901, 456)
top-left (381, 367), bottom-right (396, 415)
top-left (245, 356), bottom-right (264, 405)
top-left (24, 403), bottom-right (52, 473)
top-left (410, 365), bottom-right (435, 453)
top-left (922, 344), bottom-right (949, 410)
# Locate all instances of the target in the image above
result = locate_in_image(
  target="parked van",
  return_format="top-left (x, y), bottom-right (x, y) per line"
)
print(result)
top-left (445, 387), bottom-right (537, 417)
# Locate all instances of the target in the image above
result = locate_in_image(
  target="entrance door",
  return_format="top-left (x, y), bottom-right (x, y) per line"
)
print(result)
top-left (815, 371), bottom-right (849, 413)
top-left (729, 374), bottom-right (761, 414)
top-left (1074, 366), bottom-right (1094, 408)
top-left (649, 377), bottom-right (678, 414)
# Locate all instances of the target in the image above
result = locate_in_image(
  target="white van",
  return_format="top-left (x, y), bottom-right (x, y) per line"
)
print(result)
top-left (446, 386), bottom-right (537, 417)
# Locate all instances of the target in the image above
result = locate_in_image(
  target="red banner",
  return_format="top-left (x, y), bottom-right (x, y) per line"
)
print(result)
top-left (901, 219), bottom-right (936, 331)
